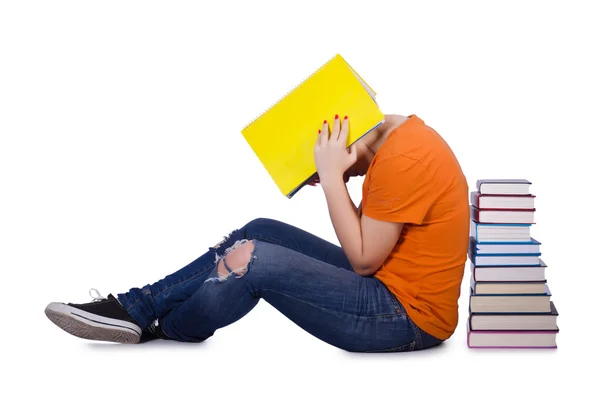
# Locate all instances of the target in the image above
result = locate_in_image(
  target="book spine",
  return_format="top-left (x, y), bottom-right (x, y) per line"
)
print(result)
top-left (470, 191), bottom-right (480, 207)
top-left (470, 206), bottom-right (480, 222)
top-left (476, 179), bottom-right (483, 192)
top-left (478, 208), bottom-right (536, 213)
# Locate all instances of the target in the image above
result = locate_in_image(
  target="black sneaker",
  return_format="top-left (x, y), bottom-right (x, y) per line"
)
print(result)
top-left (144, 318), bottom-right (169, 340)
top-left (45, 289), bottom-right (142, 344)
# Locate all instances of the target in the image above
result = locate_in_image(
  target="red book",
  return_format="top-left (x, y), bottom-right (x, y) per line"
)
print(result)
top-left (471, 205), bottom-right (535, 224)
top-left (471, 191), bottom-right (535, 210)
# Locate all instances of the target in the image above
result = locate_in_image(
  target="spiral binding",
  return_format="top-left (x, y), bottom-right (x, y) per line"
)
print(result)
top-left (241, 54), bottom-right (340, 132)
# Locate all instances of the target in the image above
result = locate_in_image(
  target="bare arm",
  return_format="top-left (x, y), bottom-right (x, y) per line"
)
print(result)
top-left (314, 117), bottom-right (402, 275)
top-left (322, 180), bottom-right (403, 276)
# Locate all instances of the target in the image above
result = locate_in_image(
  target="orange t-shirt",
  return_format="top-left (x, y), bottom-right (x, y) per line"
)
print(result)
top-left (362, 115), bottom-right (470, 340)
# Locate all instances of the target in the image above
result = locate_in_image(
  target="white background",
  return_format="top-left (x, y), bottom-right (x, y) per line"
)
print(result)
top-left (1, 0), bottom-right (598, 396)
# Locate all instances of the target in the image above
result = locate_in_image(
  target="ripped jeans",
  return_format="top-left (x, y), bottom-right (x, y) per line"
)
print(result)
top-left (117, 218), bottom-right (443, 352)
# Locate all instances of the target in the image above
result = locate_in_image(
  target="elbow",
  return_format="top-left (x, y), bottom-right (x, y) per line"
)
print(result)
top-left (352, 261), bottom-right (380, 277)
top-left (354, 268), bottom-right (376, 277)
top-left (348, 248), bottom-right (385, 277)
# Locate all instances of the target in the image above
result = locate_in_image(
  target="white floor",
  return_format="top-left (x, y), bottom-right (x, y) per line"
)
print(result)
top-left (11, 294), bottom-right (591, 397)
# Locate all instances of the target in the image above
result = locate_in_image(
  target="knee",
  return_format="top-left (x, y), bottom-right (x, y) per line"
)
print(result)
top-left (211, 219), bottom-right (271, 250)
top-left (218, 240), bottom-right (254, 278)
top-left (207, 240), bottom-right (256, 283)
top-left (242, 217), bottom-right (277, 232)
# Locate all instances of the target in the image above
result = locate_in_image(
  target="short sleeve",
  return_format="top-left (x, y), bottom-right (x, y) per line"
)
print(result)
top-left (362, 156), bottom-right (436, 225)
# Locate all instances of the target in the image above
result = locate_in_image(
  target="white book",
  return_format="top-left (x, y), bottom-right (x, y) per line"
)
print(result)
top-left (469, 285), bottom-right (551, 313)
top-left (470, 301), bottom-right (559, 330)
top-left (467, 323), bottom-right (558, 348)
top-left (470, 277), bottom-right (548, 294)
top-left (472, 206), bottom-right (535, 224)
top-left (471, 255), bottom-right (541, 266)
top-left (471, 260), bottom-right (547, 282)
top-left (471, 191), bottom-right (535, 209)
top-left (470, 220), bottom-right (531, 242)
top-left (476, 179), bottom-right (532, 195)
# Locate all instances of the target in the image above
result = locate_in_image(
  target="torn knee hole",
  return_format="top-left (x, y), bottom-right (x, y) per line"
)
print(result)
top-left (218, 241), bottom-right (253, 277)
top-left (212, 240), bottom-right (255, 281)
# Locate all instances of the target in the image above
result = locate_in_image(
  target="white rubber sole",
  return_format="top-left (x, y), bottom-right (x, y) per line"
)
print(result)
top-left (45, 302), bottom-right (142, 344)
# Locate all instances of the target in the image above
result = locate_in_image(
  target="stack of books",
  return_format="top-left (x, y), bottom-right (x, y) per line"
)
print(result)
top-left (467, 179), bottom-right (559, 348)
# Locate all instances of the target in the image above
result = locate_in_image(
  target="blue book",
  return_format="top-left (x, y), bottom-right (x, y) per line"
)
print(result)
top-left (468, 247), bottom-right (541, 266)
top-left (470, 236), bottom-right (541, 255)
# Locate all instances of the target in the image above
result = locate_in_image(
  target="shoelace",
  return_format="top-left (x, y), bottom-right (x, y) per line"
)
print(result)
top-left (89, 288), bottom-right (107, 302)
top-left (146, 319), bottom-right (160, 335)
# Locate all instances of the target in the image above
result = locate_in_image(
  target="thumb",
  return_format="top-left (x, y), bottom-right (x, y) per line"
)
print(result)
top-left (347, 144), bottom-right (358, 166)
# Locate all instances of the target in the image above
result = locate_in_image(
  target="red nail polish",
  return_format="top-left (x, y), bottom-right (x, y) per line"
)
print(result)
top-left (344, 115), bottom-right (348, 120)
top-left (323, 120), bottom-right (327, 124)
top-left (335, 114), bottom-right (339, 120)
top-left (318, 130), bottom-right (321, 134)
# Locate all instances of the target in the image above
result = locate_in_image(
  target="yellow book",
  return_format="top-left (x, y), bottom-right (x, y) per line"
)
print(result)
top-left (241, 54), bottom-right (385, 198)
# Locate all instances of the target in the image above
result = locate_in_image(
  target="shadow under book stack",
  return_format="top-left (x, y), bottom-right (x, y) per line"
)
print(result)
top-left (467, 179), bottom-right (559, 348)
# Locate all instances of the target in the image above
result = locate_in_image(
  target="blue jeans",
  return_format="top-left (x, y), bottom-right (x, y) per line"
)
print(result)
top-left (117, 218), bottom-right (443, 352)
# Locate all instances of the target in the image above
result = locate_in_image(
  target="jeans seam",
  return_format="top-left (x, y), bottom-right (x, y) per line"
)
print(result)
top-left (260, 288), bottom-right (407, 320)
top-left (408, 316), bottom-right (423, 348)
top-left (125, 266), bottom-right (215, 317)
top-left (124, 298), bottom-right (141, 312)
top-left (153, 266), bottom-right (214, 299)
top-left (382, 285), bottom-right (407, 318)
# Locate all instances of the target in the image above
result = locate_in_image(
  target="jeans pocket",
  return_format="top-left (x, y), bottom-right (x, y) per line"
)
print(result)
top-left (389, 293), bottom-right (409, 318)
top-left (365, 340), bottom-right (416, 353)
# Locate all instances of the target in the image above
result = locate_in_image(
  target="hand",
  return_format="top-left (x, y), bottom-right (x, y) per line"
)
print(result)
top-left (314, 115), bottom-right (357, 187)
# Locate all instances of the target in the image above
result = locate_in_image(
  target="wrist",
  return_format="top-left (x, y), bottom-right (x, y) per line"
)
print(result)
top-left (317, 171), bottom-right (343, 187)
top-left (320, 175), bottom-right (345, 194)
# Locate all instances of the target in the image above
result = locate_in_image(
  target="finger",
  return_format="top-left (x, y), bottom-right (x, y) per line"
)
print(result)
top-left (318, 120), bottom-right (329, 145)
top-left (315, 122), bottom-right (325, 148)
top-left (347, 142), bottom-right (358, 165)
top-left (332, 114), bottom-right (341, 141)
top-left (315, 129), bottom-right (321, 145)
top-left (339, 115), bottom-right (349, 145)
